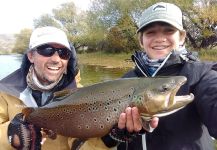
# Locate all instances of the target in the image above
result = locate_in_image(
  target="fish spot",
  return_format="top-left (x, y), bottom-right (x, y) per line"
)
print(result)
top-left (77, 125), bottom-right (82, 129)
top-left (93, 118), bottom-right (97, 122)
top-left (100, 124), bottom-right (104, 129)
top-left (104, 106), bottom-right (108, 110)
top-left (93, 106), bottom-right (99, 111)
top-left (106, 117), bottom-right (110, 122)
top-left (113, 107), bottom-right (117, 112)
top-left (130, 87), bottom-right (135, 92)
top-left (80, 114), bottom-right (84, 118)
top-left (86, 125), bottom-right (90, 129)
top-left (79, 107), bottom-right (83, 111)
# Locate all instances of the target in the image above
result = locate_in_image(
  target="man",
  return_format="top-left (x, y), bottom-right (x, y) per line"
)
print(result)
top-left (0, 26), bottom-right (81, 149)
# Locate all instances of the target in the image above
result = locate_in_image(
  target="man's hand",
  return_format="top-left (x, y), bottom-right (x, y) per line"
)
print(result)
top-left (7, 113), bottom-right (42, 150)
top-left (118, 107), bottom-right (159, 132)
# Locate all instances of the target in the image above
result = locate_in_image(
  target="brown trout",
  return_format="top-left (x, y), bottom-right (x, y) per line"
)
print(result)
top-left (22, 76), bottom-right (194, 138)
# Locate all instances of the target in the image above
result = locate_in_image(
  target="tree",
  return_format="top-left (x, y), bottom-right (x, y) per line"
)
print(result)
top-left (13, 0), bottom-right (217, 54)
top-left (33, 14), bottom-right (61, 28)
top-left (183, 0), bottom-right (217, 49)
top-left (52, 2), bottom-right (77, 35)
top-left (105, 14), bottom-right (139, 53)
top-left (12, 29), bottom-right (32, 54)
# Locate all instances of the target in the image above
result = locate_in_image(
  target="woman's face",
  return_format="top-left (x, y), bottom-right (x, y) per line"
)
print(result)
top-left (140, 22), bottom-right (186, 59)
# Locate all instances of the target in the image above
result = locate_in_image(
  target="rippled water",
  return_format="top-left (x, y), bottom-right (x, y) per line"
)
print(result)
top-left (0, 54), bottom-right (131, 86)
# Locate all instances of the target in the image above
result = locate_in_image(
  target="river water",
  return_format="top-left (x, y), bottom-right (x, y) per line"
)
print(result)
top-left (0, 54), bottom-right (131, 86)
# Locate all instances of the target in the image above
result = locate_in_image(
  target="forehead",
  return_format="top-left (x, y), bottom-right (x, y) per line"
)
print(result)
top-left (140, 22), bottom-right (175, 32)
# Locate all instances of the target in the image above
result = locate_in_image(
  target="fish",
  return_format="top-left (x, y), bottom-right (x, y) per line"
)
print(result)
top-left (22, 76), bottom-right (194, 138)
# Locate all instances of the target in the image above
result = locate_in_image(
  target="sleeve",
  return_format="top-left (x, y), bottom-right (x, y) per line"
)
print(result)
top-left (75, 70), bottom-right (83, 88)
top-left (194, 68), bottom-right (217, 138)
top-left (0, 92), bottom-right (14, 150)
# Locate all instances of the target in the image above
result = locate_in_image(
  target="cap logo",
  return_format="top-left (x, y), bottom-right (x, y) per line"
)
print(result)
top-left (36, 31), bottom-right (52, 38)
top-left (153, 4), bottom-right (166, 11)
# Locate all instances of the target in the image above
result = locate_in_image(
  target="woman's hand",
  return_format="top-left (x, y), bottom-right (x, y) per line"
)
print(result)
top-left (118, 107), bottom-right (159, 132)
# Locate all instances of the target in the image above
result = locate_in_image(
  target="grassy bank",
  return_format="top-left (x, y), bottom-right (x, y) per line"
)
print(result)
top-left (77, 51), bottom-right (217, 68)
top-left (77, 52), bottom-right (134, 68)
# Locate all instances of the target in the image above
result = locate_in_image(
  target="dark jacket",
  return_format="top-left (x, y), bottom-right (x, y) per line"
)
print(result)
top-left (106, 51), bottom-right (217, 150)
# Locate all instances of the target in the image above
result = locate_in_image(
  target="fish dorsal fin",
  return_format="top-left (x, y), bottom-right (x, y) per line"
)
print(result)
top-left (53, 89), bottom-right (78, 100)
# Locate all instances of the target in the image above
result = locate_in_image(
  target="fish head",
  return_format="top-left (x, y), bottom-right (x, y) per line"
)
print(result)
top-left (132, 76), bottom-right (194, 117)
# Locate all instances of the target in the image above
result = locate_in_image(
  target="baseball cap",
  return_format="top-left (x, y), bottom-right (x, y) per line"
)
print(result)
top-left (137, 2), bottom-right (183, 33)
top-left (29, 26), bottom-right (71, 51)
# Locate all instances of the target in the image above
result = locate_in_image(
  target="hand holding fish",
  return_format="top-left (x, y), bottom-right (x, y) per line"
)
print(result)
top-left (118, 107), bottom-right (159, 132)
top-left (107, 107), bottom-right (159, 142)
top-left (7, 113), bottom-right (42, 150)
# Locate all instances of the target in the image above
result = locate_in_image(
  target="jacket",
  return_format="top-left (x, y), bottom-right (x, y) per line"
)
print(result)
top-left (0, 68), bottom-right (111, 150)
top-left (116, 51), bottom-right (217, 150)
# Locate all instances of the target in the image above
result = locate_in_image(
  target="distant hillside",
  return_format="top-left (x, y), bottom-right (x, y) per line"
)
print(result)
top-left (0, 34), bottom-right (15, 53)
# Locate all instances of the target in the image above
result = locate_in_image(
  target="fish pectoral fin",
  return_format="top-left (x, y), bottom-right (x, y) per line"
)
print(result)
top-left (140, 116), bottom-right (154, 132)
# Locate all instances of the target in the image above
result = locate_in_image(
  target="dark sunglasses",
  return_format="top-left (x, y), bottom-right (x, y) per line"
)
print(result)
top-left (35, 44), bottom-right (71, 60)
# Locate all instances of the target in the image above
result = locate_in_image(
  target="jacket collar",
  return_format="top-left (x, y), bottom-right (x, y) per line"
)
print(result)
top-left (132, 50), bottom-right (198, 77)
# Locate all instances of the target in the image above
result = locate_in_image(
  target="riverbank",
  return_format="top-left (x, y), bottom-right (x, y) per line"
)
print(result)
top-left (77, 50), bottom-right (217, 69)
top-left (77, 52), bottom-right (134, 68)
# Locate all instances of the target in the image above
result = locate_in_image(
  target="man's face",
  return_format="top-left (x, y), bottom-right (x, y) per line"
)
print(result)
top-left (27, 43), bottom-right (69, 85)
top-left (140, 22), bottom-right (186, 59)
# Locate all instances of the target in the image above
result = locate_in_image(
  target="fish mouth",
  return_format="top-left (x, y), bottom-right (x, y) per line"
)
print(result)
top-left (166, 78), bottom-right (193, 107)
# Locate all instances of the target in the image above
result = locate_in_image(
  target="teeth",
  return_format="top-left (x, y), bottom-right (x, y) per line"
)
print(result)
top-left (153, 46), bottom-right (168, 50)
top-left (48, 66), bottom-right (59, 70)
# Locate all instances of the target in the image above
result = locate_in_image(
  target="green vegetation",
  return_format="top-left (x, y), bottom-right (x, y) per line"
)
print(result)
top-left (10, 0), bottom-right (217, 54)
top-left (199, 49), bottom-right (217, 61)
top-left (77, 50), bottom-right (217, 69)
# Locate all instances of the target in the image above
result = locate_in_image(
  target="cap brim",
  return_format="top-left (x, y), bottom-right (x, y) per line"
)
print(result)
top-left (137, 19), bottom-right (183, 33)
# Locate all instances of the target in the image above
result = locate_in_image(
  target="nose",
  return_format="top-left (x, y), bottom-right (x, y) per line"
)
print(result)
top-left (155, 33), bottom-right (166, 43)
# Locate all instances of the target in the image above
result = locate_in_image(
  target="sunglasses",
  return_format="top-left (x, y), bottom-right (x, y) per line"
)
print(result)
top-left (35, 44), bottom-right (71, 60)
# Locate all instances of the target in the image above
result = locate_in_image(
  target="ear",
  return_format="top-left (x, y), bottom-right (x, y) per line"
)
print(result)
top-left (27, 51), bottom-right (34, 63)
top-left (179, 30), bottom-right (186, 46)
